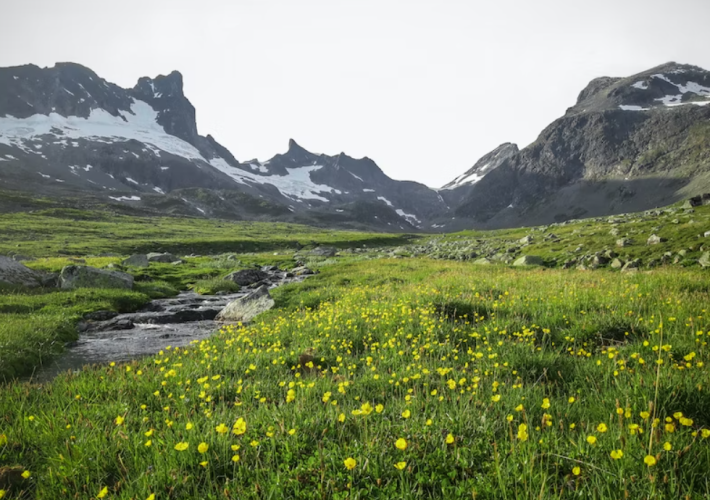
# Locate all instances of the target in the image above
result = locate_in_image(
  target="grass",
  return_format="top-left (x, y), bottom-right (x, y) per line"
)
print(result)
top-left (1, 258), bottom-right (710, 499)
top-left (0, 208), bottom-right (413, 257)
top-left (1, 202), bottom-right (710, 498)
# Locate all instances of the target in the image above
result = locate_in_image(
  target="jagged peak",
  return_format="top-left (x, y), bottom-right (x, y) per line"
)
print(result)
top-left (287, 138), bottom-right (309, 154)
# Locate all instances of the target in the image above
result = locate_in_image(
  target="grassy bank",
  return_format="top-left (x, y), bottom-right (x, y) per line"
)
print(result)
top-left (1, 259), bottom-right (709, 498)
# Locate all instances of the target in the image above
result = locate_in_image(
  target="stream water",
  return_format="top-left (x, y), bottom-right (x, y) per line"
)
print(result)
top-left (30, 269), bottom-right (307, 383)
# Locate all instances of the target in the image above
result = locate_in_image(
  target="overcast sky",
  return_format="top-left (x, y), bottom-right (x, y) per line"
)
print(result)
top-left (2, 0), bottom-right (710, 187)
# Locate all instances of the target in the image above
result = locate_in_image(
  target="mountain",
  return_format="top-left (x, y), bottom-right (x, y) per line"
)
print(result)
top-left (1, 61), bottom-right (709, 232)
top-left (0, 62), bottom-right (448, 231)
top-left (450, 62), bottom-right (710, 228)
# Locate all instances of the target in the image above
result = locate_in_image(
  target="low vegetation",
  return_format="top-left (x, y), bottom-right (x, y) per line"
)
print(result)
top-left (1, 203), bottom-right (709, 498)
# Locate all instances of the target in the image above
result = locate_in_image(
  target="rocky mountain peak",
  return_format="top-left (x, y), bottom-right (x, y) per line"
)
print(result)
top-left (569, 62), bottom-right (710, 114)
top-left (441, 142), bottom-right (519, 190)
top-left (131, 71), bottom-right (198, 147)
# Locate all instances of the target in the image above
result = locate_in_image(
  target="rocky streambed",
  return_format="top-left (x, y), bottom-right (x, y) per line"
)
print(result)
top-left (31, 266), bottom-right (311, 382)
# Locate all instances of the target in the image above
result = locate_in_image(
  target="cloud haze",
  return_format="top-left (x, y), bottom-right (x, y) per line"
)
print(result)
top-left (2, 0), bottom-right (709, 187)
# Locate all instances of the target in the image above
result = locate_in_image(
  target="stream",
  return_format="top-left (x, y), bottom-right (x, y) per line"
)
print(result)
top-left (30, 268), bottom-right (307, 383)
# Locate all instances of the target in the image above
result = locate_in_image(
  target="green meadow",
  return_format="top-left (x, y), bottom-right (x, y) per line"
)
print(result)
top-left (0, 206), bottom-right (709, 499)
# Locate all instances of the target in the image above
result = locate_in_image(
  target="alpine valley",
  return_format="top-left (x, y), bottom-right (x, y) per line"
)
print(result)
top-left (1, 61), bottom-right (709, 231)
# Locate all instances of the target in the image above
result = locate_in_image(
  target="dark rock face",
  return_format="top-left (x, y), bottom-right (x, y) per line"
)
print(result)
top-left (453, 63), bottom-right (710, 229)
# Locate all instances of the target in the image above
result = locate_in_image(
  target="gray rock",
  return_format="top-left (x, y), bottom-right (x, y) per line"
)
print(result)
top-left (591, 255), bottom-right (609, 267)
top-left (621, 259), bottom-right (641, 273)
top-left (122, 254), bottom-right (149, 267)
top-left (59, 265), bottom-right (134, 290)
top-left (472, 258), bottom-right (492, 265)
top-left (610, 258), bottom-right (624, 269)
top-left (224, 269), bottom-right (269, 286)
top-left (699, 252), bottom-right (710, 268)
top-left (292, 266), bottom-right (315, 276)
top-left (519, 236), bottom-right (533, 245)
top-left (616, 238), bottom-right (633, 247)
top-left (646, 234), bottom-right (666, 245)
top-left (12, 254), bottom-right (34, 262)
top-left (0, 255), bottom-right (45, 288)
top-left (309, 247), bottom-right (337, 257)
top-left (216, 286), bottom-right (275, 323)
top-left (513, 255), bottom-right (544, 266)
top-left (704, 231), bottom-right (710, 238)
top-left (147, 252), bottom-right (178, 263)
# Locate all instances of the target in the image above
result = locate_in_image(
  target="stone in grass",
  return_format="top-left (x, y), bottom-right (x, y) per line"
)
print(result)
top-left (122, 254), bottom-right (149, 267)
top-left (59, 265), bottom-right (134, 290)
top-left (616, 238), bottom-right (633, 247)
top-left (699, 252), bottom-right (710, 268)
top-left (291, 266), bottom-right (315, 276)
top-left (215, 285), bottom-right (275, 323)
top-left (610, 258), bottom-right (624, 269)
top-left (0, 255), bottom-right (45, 288)
top-left (513, 255), bottom-right (544, 266)
top-left (309, 246), bottom-right (338, 257)
top-left (646, 234), bottom-right (667, 245)
top-left (473, 258), bottom-right (493, 265)
top-left (224, 269), bottom-right (269, 286)
top-left (704, 231), bottom-right (710, 238)
top-left (621, 259), bottom-right (641, 273)
top-left (147, 252), bottom-right (178, 263)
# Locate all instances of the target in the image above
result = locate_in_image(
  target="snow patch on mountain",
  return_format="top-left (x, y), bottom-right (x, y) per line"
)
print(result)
top-left (109, 195), bottom-right (141, 201)
top-left (377, 196), bottom-right (393, 207)
top-left (209, 159), bottom-right (341, 202)
top-left (396, 209), bottom-right (421, 226)
top-left (0, 99), bottom-right (204, 160)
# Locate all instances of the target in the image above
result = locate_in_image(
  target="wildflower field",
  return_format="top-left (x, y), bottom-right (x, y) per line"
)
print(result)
top-left (2, 258), bottom-right (710, 499)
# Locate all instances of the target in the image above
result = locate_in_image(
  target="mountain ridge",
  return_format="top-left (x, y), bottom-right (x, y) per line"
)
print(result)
top-left (1, 61), bottom-right (709, 231)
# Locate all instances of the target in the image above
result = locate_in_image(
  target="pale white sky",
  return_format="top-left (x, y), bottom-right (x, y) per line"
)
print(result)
top-left (2, 0), bottom-right (709, 187)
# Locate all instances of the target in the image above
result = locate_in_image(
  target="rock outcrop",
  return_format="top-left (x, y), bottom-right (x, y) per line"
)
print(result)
top-left (0, 255), bottom-right (45, 288)
top-left (215, 286), bottom-right (275, 323)
top-left (59, 265), bottom-right (134, 290)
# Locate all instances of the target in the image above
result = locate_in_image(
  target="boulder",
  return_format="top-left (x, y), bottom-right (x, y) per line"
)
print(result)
top-left (59, 265), bottom-right (134, 290)
top-left (309, 247), bottom-right (338, 257)
top-left (224, 269), bottom-right (269, 286)
top-left (147, 252), bottom-right (178, 263)
top-left (292, 266), bottom-right (315, 276)
top-left (610, 258), bottom-right (624, 269)
top-left (215, 285), bottom-right (275, 323)
top-left (699, 252), bottom-right (710, 268)
top-left (519, 236), bottom-right (533, 245)
top-left (513, 255), bottom-right (544, 266)
top-left (616, 238), bottom-right (633, 247)
top-left (704, 231), bottom-right (710, 238)
top-left (621, 259), bottom-right (641, 273)
top-left (122, 254), bottom-right (149, 267)
top-left (0, 255), bottom-right (44, 288)
top-left (646, 234), bottom-right (666, 245)
top-left (473, 258), bottom-right (492, 265)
